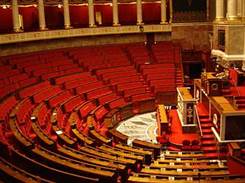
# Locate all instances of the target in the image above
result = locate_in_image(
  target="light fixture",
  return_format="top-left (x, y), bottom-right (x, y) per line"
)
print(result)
top-left (58, 4), bottom-right (62, 8)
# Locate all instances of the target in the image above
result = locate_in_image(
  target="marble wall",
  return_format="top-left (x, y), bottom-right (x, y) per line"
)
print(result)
top-left (172, 23), bottom-right (212, 51)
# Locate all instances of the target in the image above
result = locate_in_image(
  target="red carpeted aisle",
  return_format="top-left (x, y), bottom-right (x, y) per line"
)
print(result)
top-left (168, 110), bottom-right (199, 148)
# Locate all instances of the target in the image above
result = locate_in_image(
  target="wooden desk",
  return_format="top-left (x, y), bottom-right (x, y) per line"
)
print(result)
top-left (141, 168), bottom-right (229, 176)
top-left (72, 128), bottom-right (95, 146)
top-left (32, 147), bottom-right (115, 180)
top-left (90, 129), bottom-right (111, 144)
top-left (57, 146), bottom-right (126, 171)
top-left (9, 118), bottom-right (33, 148)
top-left (31, 122), bottom-right (55, 146)
top-left (79, 146), bottom-right (136, 165)
top-left (109, 128), bottom-right (128, 144)
top-left (156, 104), bottom-right (168, 135)
top-left (132, 139), bottom-right (161, 158)
top-left (52, 125), bottom-right (77, 146)
top-left (99, 145), bottom-right (144, 161)
top-left (0, 157), bottom-right (54, 183)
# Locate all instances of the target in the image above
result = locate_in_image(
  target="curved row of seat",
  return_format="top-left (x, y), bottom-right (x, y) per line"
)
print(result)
top-left (1, 42), bottom-right (243, 182)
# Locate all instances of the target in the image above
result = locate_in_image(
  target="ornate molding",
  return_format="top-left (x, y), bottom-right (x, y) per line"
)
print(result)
top-left (212, 49), bottom-right (245, 61)
top-left (0, 24), bottom-right (171, 45)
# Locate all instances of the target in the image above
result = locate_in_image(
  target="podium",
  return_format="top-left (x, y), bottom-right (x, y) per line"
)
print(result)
top-left (201, 72), bottom-right (227, 96)
top-left (177, 87), bottom-right (197, 133)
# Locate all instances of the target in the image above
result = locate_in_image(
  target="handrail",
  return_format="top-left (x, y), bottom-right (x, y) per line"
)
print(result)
top-left (194, 105), bottom-right (203, 137)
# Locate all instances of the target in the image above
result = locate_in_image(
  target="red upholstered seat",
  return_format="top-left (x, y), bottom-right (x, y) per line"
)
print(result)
top-left (182, 140), bottom-right (191, 151)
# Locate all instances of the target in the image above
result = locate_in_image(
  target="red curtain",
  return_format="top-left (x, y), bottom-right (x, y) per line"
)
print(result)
top-left (19, 6), bottom-right (38, 32)
top-left (118, 3), bottom-right (137, 25)
top-left (0, 8), bottom-right (12, 34)
top-left (142, 3), bottom-right (161, 24)
top-left (70, 5), bottom-right (88, 28)
top-left (94, 4), bottom-right (112, 26)
top-left (45, 6), bottom-right (64, 29)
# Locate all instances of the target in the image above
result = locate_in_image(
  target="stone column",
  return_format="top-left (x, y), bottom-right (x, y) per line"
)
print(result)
top-left (169, 0), bottom-right (173, 23)
top-left (63, 0), bottom-right (71, 29)
top-left (237, 0), bottom-right (242, 17)
top-left (160, 0), bottom-right (167, 24)
top-left (136, 0), bottom-right (143, 25)
top-left (12, 0), bottom-right (21, 32)
top-left (88, 0), bottom-right (95, 27)
top-left (38, 0), bottom-right (47, 30)
top-left (242, 0), bottom-right (245, 21)
top-left (227, 0), bottom-right (238, 21)
top-left (215, 0), bottom-right (225, 22)
top-left (112, 0), bottom-right (120, 26)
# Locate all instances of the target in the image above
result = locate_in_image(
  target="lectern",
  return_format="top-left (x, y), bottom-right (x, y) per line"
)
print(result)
top-left (177, 87), bottom-right (197, 133)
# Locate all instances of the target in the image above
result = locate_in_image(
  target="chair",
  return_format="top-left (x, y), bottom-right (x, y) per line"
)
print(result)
top-left (182, 140), bottom-right (191, 151)
top-left (191, 140), bottom-right (201, 151)
top-left (157, 135), bottom-right (168, 145)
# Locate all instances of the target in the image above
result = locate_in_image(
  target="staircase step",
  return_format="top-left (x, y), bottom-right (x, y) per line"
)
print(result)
top-left (200, 118), bottom-right (212, 123)
top-left (201, 123), bottom-right (213, 128)
top-left (202, 146), bottom-right (217, 152)
top-left (237, 104), bottom-right (245, 108)
top-left (202, 140), bottom-right (216, 145)
top-left (235, 99), bottom-right (245, 104)
top-left (202, 134), bottom-right (214, 139)
top-left (235, 96), bottom-right (245, 100)
top-left (202, 128), bottom-right (213, 134)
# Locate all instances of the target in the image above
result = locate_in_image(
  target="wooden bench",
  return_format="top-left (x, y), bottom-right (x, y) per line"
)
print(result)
top-left (57, 145), bottom-right (126, 171)
top-left (128, 172), bottom-right (245, 183)
top-left (0, 156), bottom-right (54, 183)
top-left (32, 146), bottom-right (116, 182)
top-left (141, 167), bottom-right (229, 176)
top-left (9, 117), bottom-right (33, 148)
top-left (11, 146), bottom-right (99, 183)
top-left (133, 139), bottom-right (161, 158)
top-left (99, 144), bottom-right (144, 162)
top-left (79, 145), bottom-right (136, 166)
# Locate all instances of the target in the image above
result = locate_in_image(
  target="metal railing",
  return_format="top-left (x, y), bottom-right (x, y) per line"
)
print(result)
top-left (194, 105), bottom-right (203, 137)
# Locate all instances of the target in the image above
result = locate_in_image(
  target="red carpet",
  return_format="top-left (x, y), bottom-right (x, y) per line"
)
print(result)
top-left (196, 103), bottom-right (209, 117)
top-left (230, 86), bottom-right (245, 96)
top-left (168, 110), bottom-right (199, 146)
top-left (227, 157), bottom-right (245, 176)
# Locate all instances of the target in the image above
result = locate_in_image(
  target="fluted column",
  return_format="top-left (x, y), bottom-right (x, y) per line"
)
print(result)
top-left (112, 0), bottom-right (120, 26)
top-left (237, 0), bottom-right (242, 17)
top-left (160, 0), bottom-right (167, 24)
top-left (12, 0), bottom-right (21, 32)
top-left (242, 0), bottom-right (245, 21)
top-left (169, 0), bottom-right (173, 23)
top-left (38, 0), bottom-right (47, 30)
top-left (63, 0), bottom-right (71, 29)
top-left (88, 0), bottom-right (95, 27)
top-left (136, 0), bottom-right (143, 25)
top-left (227, 0), bottom-right (238, 21)
top-left (215, 0), bottom-right (225, 22)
